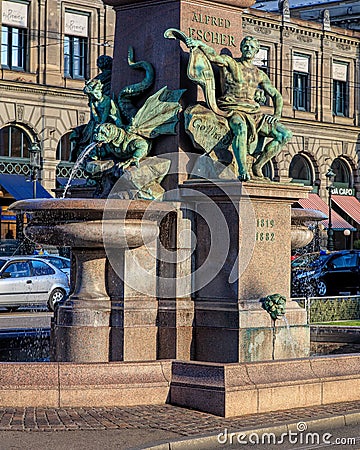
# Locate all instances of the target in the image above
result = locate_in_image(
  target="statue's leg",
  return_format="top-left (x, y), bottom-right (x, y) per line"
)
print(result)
top-left (252, 123), bottom-right (292, 177)
top-left (229, 115), bottom-right (250, 181)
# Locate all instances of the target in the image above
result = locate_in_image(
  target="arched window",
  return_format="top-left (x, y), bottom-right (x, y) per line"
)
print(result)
top-left (262, 161), bottom-right (273, 179)
top-left (289, 154), bottom-right (313, 186)
top-left (56, 132), bottom-right (75, 162)
top-left (0, 125), bottom-right (32, 159)
top-left (331, 158), bottom-right (351, 187)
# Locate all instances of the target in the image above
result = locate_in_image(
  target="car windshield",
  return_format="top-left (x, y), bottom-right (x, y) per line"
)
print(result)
top-left (291, 253), bottom-right (328, 269)
top-left (0, 259), bottom-right (8, 269)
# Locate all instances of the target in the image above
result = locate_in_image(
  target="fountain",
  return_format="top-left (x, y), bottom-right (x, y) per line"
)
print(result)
top-left (291, 208), bottom-right (327, 251)
top-left (2, 0), bottom-right (359, 418)
top-left (11, 198), bottom-right (172, 362)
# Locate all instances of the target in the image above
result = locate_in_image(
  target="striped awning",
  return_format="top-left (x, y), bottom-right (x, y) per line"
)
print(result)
top-left (331, 195), bottom-right (360, 226)
top-left (296, 193), bottom-right (356, 231)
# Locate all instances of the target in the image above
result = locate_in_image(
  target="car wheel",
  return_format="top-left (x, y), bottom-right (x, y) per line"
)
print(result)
top-left (317, 280), bottom-right (327, 297)
top-left (48, 288), bottom-right (66, 311)
top-left (6, 306), bottom-right (19, 312)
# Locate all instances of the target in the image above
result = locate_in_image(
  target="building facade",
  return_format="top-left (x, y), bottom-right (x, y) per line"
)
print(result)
top-left (244, 7), bottom-right (360, 249)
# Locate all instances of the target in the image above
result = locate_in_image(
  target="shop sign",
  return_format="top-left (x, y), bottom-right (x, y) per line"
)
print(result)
top-left (330, 186), bottom-right (355, 196)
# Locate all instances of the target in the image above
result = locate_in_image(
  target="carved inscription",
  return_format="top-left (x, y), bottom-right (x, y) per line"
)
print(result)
top-left (256, 218), bottom-right (275, 242)
top-left (184, 104), bottom-right (231, 153)
top-left (189, 11), bottom-right (236, 47)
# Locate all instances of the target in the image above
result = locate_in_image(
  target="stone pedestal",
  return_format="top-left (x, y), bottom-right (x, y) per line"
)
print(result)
top-left (180, 180), bottom-right (311, 362)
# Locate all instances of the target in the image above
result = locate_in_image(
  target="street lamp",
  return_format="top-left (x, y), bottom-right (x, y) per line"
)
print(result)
top-left (344, 229), bottom-right (351, 250)
top-left (29, 142), bottom-right (42, 199)
top-left (325, 167), bottom-right (336, 251)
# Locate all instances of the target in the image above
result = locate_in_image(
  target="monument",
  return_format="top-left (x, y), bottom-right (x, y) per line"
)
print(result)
top-left (15, 0), bottom-right (311, 364)
top-left (4, 0), bottom-right (360, 419)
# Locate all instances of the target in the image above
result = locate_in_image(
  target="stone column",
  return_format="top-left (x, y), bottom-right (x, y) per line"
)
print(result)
top-left (180, 180), bottom-right (311, 363)
top-left (53, 248), bottom-right (111, 362)
top-left (156, 204), bottom-right (194, 360)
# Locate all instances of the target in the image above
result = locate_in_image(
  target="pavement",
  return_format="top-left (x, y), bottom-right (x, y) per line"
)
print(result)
top-left (0, 400), bottom-right (359, 449)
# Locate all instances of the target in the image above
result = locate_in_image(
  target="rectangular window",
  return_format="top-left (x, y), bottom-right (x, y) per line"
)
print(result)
top-left (254, 47), bottom-right (270, 106)
top-left (253, 47), bottom-right (269, 74)
top-left (64, 35), bottom-right (87, 78)
top-left (293, 72), bottom-right (309, 111)
top-left (1, 25), bottom-right (27, 70)
top-left (64, 11), bottom-right (88, 79)
top-left (333, 80), bottom-right (348, 116)
top-left (293, 54), bottom-right (310, 111)
top-left (1, 1), bottom-right (28, 70)
top-left (332, 62), bottom-right (348, 117)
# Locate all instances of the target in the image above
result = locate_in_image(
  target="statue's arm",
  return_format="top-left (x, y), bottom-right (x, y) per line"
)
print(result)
top-left (260, 72), bottom-right (283, 119)
top-left (185, 37), bottom-right (227, 66)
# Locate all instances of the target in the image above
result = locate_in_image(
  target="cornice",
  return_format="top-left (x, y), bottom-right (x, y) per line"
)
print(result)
top-left (243, 16), bottom-right (280, 30)
top-left (323, 34), bottom-right (359, 47)
top-left (0, 82), bottom-right (87, 99)
top-left (281, 118), bottom-right (360, 134)
top-left (245, 10), bottom-right (360, 44)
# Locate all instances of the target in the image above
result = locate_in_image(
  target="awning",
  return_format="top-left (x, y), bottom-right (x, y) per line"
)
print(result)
top-left (331, 195), bottom-right (360, 226)
top-left (296, 193), bottom-right (356, 231)
top-left (0, 174), bottom-right (52, 200)
top-left (57, 177), bottom-right (86, 187)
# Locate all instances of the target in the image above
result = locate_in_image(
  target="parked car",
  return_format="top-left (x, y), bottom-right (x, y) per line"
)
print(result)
top-left (291, 250), bottom-right (360, 297)
top-left (0, 256), bottom-right (70, 311)
top-left (34, 255), bottom-right (71, 280)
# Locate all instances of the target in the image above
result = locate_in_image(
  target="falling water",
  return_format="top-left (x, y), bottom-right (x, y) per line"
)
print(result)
top-left (62, 142), bottom-right (98, 198)
top-left (281, 315), bottom-right (297, 357)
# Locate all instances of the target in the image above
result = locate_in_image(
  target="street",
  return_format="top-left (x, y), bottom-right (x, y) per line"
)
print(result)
top-left (0, 307), bottom-right (51, 362)
top-left (0, 307), bottom-right (52, 329)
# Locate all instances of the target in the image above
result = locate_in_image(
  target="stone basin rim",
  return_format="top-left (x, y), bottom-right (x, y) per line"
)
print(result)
top-left (292, 208), bottom-right (328, 222)
top-left (9, 198), bottom-right (174, 214)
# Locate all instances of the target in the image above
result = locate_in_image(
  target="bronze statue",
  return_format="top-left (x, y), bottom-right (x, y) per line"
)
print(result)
top-left (67, 47), bottom-right (184, 199)
top-left (84, 121), bottom-right (171, 199)
top-left (70, 48), bottom-right (154, 163)
top-left (74, 79), bottom-right (184, 198)
top-left (165, 29), bottom-right (292, 181)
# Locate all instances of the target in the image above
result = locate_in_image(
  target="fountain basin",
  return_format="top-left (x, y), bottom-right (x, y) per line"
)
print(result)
top-left (10, 198), bottom-right (172, 249)
top-left (291, 208), bottom-right (327, 250)
top-left (9, 197), bottom-right (173, 363)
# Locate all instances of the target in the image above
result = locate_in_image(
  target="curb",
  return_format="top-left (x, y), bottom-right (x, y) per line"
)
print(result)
top-left (137, 411), bottom-right (360, 449)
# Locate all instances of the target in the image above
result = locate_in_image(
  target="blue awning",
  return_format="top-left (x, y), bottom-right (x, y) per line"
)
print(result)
top-left (0, 174), bottom-right (52, 200)
top-left (57, 177), bottom-right (87, 187)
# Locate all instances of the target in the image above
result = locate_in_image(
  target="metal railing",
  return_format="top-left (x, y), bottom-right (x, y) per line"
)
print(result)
top-left (293, 295), bottom-right (360, 324)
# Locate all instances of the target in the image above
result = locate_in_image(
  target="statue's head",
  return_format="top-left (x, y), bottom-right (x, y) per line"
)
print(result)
top-left (240, 36), bottom-right (260, 59)
top-left (94, 123), bottom-right (125, 144)
top-left (97, 55), bottom-right (113, 71)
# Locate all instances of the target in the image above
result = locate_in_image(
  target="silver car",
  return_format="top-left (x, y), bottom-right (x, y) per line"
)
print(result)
top-left (0, 256), bottom-right (70, 312)
top-left (34, 255), bottom-right (71, 281)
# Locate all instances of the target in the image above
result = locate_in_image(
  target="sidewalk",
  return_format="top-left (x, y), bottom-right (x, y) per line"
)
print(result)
top-left (0, 400), bottom-right (359, 449)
